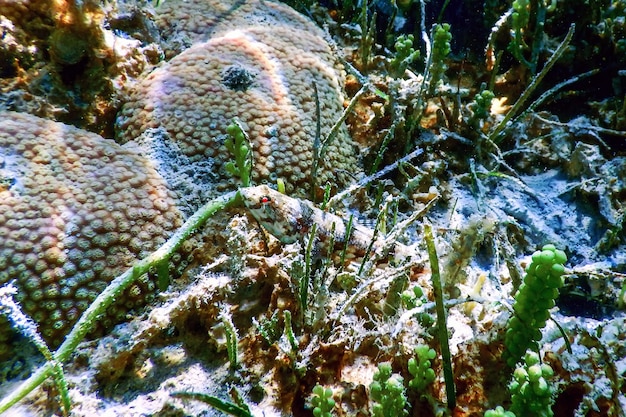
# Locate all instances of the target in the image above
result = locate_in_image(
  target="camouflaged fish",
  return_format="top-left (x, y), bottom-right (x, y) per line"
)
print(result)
top-left (240, 185), bottom-right (416, 265)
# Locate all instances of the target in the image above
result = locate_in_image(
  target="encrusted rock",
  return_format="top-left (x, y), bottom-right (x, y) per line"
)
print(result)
top-left (0, 0), bottom-right (163, 136)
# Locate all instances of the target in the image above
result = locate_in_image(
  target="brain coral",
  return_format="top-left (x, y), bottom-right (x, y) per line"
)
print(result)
top-left (116, 0), bottom-right (360, 205)
top-left (0, 112), bottom-right (184, 349)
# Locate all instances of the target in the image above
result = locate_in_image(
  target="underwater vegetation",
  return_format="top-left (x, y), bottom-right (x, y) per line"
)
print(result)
top-left (0, 0), bottom-right (625, 416)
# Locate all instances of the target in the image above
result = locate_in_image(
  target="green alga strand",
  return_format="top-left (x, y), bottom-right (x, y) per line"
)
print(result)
top-left (171, 392), bottom-right (252, 417)
top-left (301, 222), bottom-right (318, 319)
top-left (221, 308), bottom-right (239, 370)
top-left (0, 284), bottom-right (71, 416)
top-left (156, 255), bottom-right (171, 291)
top-left (503, 244), bottom-right (567, 368)
top-left (424, 222), bottom-right (456, 410)
top-left (283, 310), bottom-right (298, 354)
top-left (311, 385), bottom-right (336, 417)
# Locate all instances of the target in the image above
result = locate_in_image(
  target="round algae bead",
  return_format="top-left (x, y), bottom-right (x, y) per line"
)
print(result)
top-left (527, 364), bottom-right (543, 382)
top-left (541, 363), bottom-right (554, 378)
top-left (532, 378), bottom-right (549, 396)
top-left (554, 250), bottom-right (567, 264)
top-left (551, 263), bottom-right (565, 276)
top-left (539, 250), bottom-right (556, 264)
top-left (524, 351), bottom-right (540, 366)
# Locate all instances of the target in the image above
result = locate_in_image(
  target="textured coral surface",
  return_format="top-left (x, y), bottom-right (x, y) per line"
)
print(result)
top-left (0, 112), bottom-right (184, 348)
top-left (154, 0), bottom-right (320, 56)
top-left (117, 0), bottom-right (360, 200)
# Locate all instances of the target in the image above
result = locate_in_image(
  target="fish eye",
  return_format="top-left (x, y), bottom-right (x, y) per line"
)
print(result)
top-left (260, 195), bottom-right (271, 204)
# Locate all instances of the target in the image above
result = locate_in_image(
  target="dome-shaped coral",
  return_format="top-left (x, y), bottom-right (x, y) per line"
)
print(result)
top-left (0, 112), bottom-right (184, 350)
top-left (116, 0), bottom-right (361, 205)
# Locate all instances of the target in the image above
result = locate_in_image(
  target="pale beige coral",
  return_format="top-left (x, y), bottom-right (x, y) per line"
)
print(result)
top-left (154, 0), bottom-right (324, 57)
top-left (117, 0), bottom-right (360, 200)
top-left (0, 112), bottom-right (184, 348)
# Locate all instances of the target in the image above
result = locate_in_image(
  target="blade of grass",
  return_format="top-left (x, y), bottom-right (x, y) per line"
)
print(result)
top-left (424, 221), bottom-right (456, 410)
top-left (488, 24), bottom-right (575, 143)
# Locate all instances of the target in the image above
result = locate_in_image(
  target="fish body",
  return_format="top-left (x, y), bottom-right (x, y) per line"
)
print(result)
top-left (240, 185), bottom-right (411, 264)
